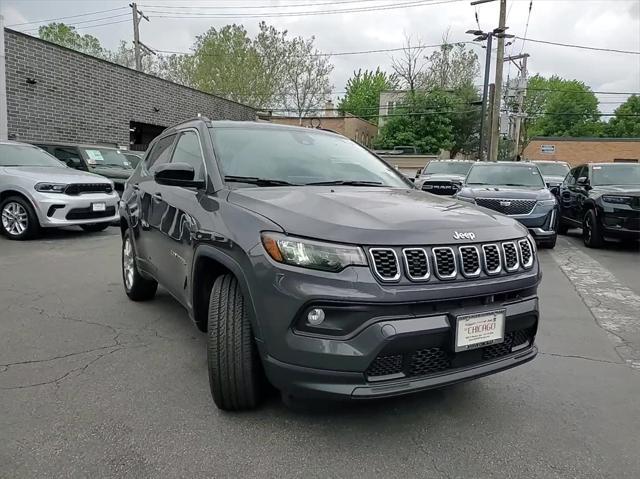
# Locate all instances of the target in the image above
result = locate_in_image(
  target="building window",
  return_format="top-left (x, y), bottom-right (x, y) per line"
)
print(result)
top-left (387, 101), bottom-right (397, 115)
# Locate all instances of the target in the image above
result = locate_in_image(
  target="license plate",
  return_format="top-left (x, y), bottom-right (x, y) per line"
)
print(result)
top-left (455, 310), bottom-right (505, 352)
top-left (92, 202), bottom-right (106, 212)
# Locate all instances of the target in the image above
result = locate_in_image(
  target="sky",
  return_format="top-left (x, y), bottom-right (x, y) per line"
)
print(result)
top-left (2, 0), bottom-right (639, 114)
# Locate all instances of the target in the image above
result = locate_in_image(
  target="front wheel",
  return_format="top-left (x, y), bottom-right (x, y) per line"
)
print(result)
top-left (583, 210), bottom-right (604, 248)
top-left (538, 235), bottom-right (557, 249)
top-left (207, 274), bottom-right (264, 411)
top-left (557, 218), bottom-right (569, 235)
top-left (122, 230), bottom-right (157, 301)
top-left (81, 223), bottom-right (110, 233)
top-left (0, 196), bottom-right (39, 240)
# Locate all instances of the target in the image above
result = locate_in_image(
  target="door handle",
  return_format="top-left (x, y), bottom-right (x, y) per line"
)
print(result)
top-left (132, 184), bottom-right (140, 191)
top-left (152, 193), bottom-right (163, 201)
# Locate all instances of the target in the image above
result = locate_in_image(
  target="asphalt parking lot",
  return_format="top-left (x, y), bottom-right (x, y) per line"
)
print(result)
top-left (1, 227), bottom-right (639, 478)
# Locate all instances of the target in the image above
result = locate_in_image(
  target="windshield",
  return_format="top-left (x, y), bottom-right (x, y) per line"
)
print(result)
top-left (0, 144), bottom-right (66, 167)
top-left (210, 127), bottom-right (408, 187)
top-left (423, 161), bottom-right (473, 176)
top-left (466, 164), bottom-right (545, 187)
top-left (80, 148), bottom-right (133, 169)
top-left (592, 164), bottom-right (640, 186)
top-left (535, 162), bottom-right (570, 177)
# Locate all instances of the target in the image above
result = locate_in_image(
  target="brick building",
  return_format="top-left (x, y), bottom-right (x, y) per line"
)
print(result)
top-left (267, 113), bottom-right (378, 147)
top-left (523, 137), bottom-right (640, 166)
top-left (3, 29), bottom-right (256, 150)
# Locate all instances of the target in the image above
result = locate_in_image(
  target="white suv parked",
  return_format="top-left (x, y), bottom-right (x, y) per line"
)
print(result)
top-left (0, 141), bottom-right (119, 240)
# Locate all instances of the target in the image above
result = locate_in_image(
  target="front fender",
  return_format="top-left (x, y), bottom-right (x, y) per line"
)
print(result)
top-left (192, 244), bottom-right (263, 341)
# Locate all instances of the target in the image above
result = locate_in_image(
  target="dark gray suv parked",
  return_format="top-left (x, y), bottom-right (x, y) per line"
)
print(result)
top-left (119, 118), bottom-right (540, 411)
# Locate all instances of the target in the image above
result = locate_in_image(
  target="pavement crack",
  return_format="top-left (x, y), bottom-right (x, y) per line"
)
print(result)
top-left (539, 351), bottom-right (623, 365)
top-left (0, 344), bottom-right (119, 369)
top-left (0, 347), bottom-right (124, 390)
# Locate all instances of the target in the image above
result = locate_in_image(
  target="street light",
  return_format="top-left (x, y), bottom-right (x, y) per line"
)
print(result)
top-left (467, 27), bottom-right (515, 161)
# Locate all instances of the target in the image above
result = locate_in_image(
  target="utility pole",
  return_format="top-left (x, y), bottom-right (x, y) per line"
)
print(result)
top-left (478, 34), bottom-right (493, 160)
top-left (489, 0), bottom-right (507, 161)
top-left (0, 15), bottom-right (7, 141)
top-left (506, 53), bottom-right (529, 158)
top-left (486, 83), bottom-right (495, 159)
top-left (130, 3), bottom-right (150, 71)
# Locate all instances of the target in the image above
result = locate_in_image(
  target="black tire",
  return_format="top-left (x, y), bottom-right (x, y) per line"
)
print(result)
top-left (583, 209), bottom-right (604, 248)
top-left (207, 274), bottom-right (263, 411)
top-left (122, 229), bottom-right (157, 301)
top-left (81, 223), bottom-right (110, 233)
top-left (538, 235), bottom-right (557, 249)
top-left (0, 195), bottom-right (40, 240)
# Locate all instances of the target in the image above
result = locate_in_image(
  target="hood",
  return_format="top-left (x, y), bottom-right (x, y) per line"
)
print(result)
top-left (592, 185), bottom-right (640, 196)
top-left (420, 173), bottom-right (467, 182)
top-left (542, 175), bottom-right (565, 185)
top-left (459, 185), bottom-right (552, 201)
top-left (1, 166), bottom-right (113, 184)
top-left (228, 187), bottom-right (527, 245)
top-left (89, 166), bottom-right (133, 181)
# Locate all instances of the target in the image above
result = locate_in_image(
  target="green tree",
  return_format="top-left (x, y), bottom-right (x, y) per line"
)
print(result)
top-left (374, 91), bottom-right (455, 154)
top-left (449, 82), bottom-right (481, 158)
top-left (607, 95), bottom-right (640, 137)
top-left (38, 22), bottom-right (105, 58)
top-left (523, 75), bottom-right (603, 141)
top-left (338, 68), bottom-right (398, 122)
top-left (423, 41), bottom-right (480, 91)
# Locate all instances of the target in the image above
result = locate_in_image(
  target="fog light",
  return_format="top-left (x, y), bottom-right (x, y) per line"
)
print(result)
top-left (307, 308), bottom-right (325, 325)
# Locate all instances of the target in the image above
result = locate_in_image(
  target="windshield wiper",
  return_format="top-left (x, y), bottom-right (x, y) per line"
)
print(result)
top-left (224, 175), bottom-right (298, 186)
top-left (305, 180), bottom-right (385, 186)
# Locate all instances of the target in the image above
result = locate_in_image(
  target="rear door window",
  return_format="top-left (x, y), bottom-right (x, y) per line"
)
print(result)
top-left (51, 147), bottom-right (84, 169)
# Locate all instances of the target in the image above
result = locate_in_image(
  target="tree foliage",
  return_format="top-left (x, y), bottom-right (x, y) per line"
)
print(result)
top-left (390, 35), bottom-right (426, 92)
top-left (423, 41), bottom-right (480, 91)
top-left (607, 95), bottom-right (640, 137)
top-left (38, 23), bottom-right (105, 58)
top-left (523, 75), bottom-right (602, 140)
top-left (338, 68), bottom-right (398, 122)
top-left (374, 91), bottom-right (455, 154)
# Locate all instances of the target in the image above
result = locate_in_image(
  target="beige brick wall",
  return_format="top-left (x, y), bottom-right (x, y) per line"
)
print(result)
top-left (270, 115), bottom-right (378, 147)
top-left (523, 138), bottom-right (640, 167)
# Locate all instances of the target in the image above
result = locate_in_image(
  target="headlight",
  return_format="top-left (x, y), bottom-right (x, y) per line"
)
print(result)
top-left (602, 195), bottom-right (632, 205)
top-left (261, 232), bottom-right (367, 272)
top-left (538, 199), bottom-right (556, 207)
top-left (35, 183), bottom-right (67, 193)
top-left (456, 195), bottom-right (476, 204)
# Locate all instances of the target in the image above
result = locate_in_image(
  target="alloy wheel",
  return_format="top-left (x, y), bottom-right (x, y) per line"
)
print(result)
top-left (584, 215), bottom-right (592, 244)
top-left (1, 202), bottom-right (28, 236)
top-left (123, 237), bottom-right (135, 290)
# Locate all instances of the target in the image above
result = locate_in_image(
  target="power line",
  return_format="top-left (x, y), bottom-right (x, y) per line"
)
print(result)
top-left (139, 0), bottom-right (417, 9)
top-left (21, 14), bottom-right (131, 33)
top-left (515, 36), bottom-right (640, 55)
top-left (143, 0), bottom-right (462, 19)
top-left (7, 7), bottom-right (128, 27)
top-left (527, 88), bottom-right (639, 95)
top-left (519, 0), bottom-right (533, 54)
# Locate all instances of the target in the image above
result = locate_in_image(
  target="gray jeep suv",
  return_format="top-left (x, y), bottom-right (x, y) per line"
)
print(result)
top-left (119, 118), bottom-right (540, 411)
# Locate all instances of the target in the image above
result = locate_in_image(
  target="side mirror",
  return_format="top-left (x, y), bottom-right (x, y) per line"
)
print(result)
top-left (549, 186), bottom-right (560, 196)
top-left (154, 162), bottom-right (205, 188)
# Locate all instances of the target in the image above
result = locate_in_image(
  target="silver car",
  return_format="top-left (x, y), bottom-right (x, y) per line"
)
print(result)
top-left (0, 141), bottom-right (119, 240)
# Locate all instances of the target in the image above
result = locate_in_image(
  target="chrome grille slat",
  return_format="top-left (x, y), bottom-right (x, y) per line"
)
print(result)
top-left (502, 242), bottom-right (520, 272)
top-left (369, 248), bottom-right (401, 281)
top-left (432, 247), bottom-right (457, 280)
top-left (402, 248), bottom-right (430, 281)
top-left (459, 246), bottom-right (481, 278)
top-left (482, 244), bottom-right (502, 275)
top-left (518, 238), bottom-right (534, 269)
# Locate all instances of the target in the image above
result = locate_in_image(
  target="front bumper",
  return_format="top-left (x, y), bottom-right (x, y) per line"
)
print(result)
top-left (32, 191), bottom-right (120, 227)
top-left (513, 207), bottom-right (557, 240)
top-left (250, 250), bottom-right (540, 400)
top-left (600, 207), bottom-right (640, 239)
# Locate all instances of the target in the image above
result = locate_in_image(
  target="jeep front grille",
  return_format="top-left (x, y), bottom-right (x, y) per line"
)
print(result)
top-left (432, 247), bottom-right (456, 279)
top-left (402, 248), bottom-right (430, 280)
top-left (369, 248), bottom-right (400, 281)
top-left (367, 238), bottom-right (534, 283)
top-left (475, 198), bottom-right (536, 215)
top-left (502, 242), bottom-right (520, 272)
top-left (459, 246), bottom-right (481, 277)
top-left (518, 239), bottom-right (534, 269)
top-left (482, 244), bottom-right (502, 275)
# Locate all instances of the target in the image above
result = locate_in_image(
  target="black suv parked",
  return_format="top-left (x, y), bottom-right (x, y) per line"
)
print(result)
top-left (120, 118), bottom-right (540, 411)
top-left (557, 162), bottom-right (640, 247)
top-left (35, 143), bottom-right (135, 195)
